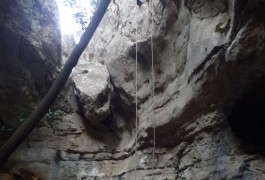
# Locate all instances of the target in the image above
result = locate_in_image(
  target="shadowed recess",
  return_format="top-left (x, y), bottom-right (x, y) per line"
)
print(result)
top-left (229, 79), bottom-right (265, 147)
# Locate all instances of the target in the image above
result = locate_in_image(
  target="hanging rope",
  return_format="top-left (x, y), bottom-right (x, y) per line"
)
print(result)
top-left (134, 0), bottom-right (155, 179)
top-left (134, 16), bottom-right (139, 180)
top-left (135, 19), bottom-right (138, 151)
top-left (151, 0), bottom-right (156, 179)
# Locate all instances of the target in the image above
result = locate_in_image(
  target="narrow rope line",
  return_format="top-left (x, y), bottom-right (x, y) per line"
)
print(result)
top-left (135, 27), bottom-right (138, 149)
top-left (151, 0), bottom-right (156, 179)
top-left (134, 10), bottom-right (139, 180)
top-left (136, 36), bottom-right (138, 147)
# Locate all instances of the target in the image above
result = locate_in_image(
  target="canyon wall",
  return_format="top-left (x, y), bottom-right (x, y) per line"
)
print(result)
top-left (0, 0), bottom-right (61, 129)
top-left (1, 0), bottom-right (265, 179)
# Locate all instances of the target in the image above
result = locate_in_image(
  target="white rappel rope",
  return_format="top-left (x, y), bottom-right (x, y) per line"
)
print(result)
top-left (135, 18), bottom-right (139, 180)
top-left (134, 0), bottom-right (156, 179)
top-left (151, 0), bottom-right (156, 179)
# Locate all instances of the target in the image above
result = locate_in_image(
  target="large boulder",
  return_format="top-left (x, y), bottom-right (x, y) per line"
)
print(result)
top-left (72, 63), bottom-right (112, 125)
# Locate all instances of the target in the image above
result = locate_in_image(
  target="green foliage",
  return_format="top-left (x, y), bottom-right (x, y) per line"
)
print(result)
top-left (18, 106), bottom-right (34, 123)
top-left (215, 23), bottom-right (225, 33)
top-left (63, 0), bottom-right (77, 7)
top-left (62, 0), bottom-right (101, 30)
top-left (215, 19), bottom-right (231, 34)
top-left (46, 108), bottom-right (63, 119)
top-left (18, 105), bottom-right (63, 132)
top-left (46, 108), bottom-right (64, 133)
top-left (73, 11), bottom-right (89, 30)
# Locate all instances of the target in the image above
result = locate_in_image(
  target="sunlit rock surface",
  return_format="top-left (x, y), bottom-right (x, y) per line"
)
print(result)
top-left (61, 34), bottom-right (76, 64)
top-left (72, 62), bottom-right (112, 125)
top-left (2, 0), bottom-right (265, 179)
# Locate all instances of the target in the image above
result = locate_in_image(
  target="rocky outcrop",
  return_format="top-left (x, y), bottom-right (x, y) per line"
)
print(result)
top-left (61, 34), bottom-right (76, 64)
top-left (0, 0), bottom-right (61, 129)
top-left (78, 0), bottom-right (265, 179)
top-left (2, 0), bottom-right (265, 179)
top-left (72, 62), bottom-right (112, 125)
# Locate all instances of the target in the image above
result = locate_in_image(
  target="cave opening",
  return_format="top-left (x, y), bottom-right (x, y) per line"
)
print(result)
top-left (55, 0), bottom-right (96, 42)
top-left (229, 79), bottom-right (265, 148)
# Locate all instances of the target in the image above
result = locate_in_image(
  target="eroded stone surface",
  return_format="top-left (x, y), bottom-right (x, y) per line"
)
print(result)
top-left (2, 0), bottom-right (265, 179)
top-left (72, 62), bottom-right (112, 125)
top-left (0, 0), bottom-right (61, 128)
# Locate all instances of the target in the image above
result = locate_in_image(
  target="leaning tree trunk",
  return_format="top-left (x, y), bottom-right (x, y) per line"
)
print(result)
top-left (0, 0), bottom-right (111, 165)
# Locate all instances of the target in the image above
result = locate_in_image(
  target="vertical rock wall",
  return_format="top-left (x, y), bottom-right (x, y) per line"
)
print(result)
top-left (2, 0), bottom-right (265, 179)
top-left (0, 0), bottom-right (61, 129)
top-left (0, 1), bottom-right (61, 178)
top-left (76, 0), bottom-right (265, 179)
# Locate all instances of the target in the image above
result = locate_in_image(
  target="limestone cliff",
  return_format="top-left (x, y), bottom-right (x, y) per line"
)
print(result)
top-left (0, 0), bottom-right (61, 129)
top-left (1, 0), bottom-right (265, 179)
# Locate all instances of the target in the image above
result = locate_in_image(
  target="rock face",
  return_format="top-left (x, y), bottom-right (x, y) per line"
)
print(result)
top-left (72, 62), bottom-right (112, 125)
top-left (0, 0), bottom-right (61, 128)
top-left (61, 34), bottom-right (76, 64)
top-left (2, 0), bottom-right (265, 179)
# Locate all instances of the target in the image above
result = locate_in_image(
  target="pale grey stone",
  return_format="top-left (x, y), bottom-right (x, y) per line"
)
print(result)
top-left (3, 0), bottom-right (265, 179)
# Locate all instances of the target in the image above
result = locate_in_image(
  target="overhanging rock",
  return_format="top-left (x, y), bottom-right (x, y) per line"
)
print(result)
top-left (72, 63), bottom-right (112, 125)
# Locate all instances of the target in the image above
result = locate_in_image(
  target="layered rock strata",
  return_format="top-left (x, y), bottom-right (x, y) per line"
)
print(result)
top-left (2, 0), bottom-right (265, 179)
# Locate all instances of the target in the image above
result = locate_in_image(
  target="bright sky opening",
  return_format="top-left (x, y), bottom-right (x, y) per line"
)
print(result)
top-left (56, 0), bottom-right (93, 42)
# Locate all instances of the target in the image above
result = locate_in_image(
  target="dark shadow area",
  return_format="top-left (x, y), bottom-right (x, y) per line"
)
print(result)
top-left (229, 79), bottom-right (265, 147)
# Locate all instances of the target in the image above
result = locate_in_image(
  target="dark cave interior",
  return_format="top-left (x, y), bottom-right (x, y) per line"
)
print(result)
top-left (229, 80), bottom-right (265, 148)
